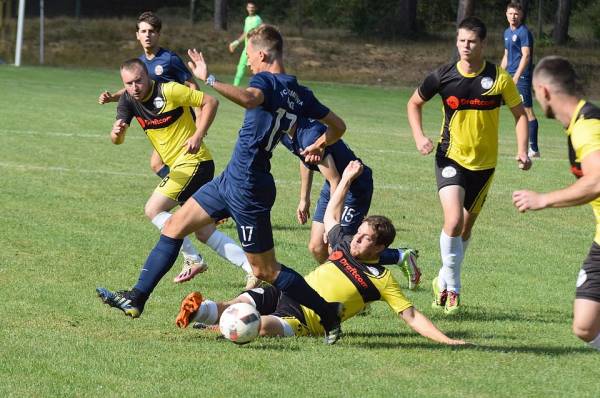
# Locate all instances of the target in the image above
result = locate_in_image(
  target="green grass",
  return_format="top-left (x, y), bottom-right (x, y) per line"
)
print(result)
top-left (1, 65), bottom-right (599, 397)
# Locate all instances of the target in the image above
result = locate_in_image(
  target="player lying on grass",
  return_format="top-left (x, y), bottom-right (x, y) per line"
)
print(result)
top-left (176, 161), bottom-right (466, 345)
top-left (99, 25), bottom-right (346, 345)
top-left (281, 117), bottom-right (421, 289)
top-left (513, 56), bottom-right (600, 351)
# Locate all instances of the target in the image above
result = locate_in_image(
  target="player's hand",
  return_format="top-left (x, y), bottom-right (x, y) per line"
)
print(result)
top-left (183, 133), bottom-right (203, 154)
top-left (187, 48), bottom-right (209, 82)
top-left (516, 153), bottom-right (532, 170)
top-left (99, 91), bottom-right (114, 104)
top-left (415, 135), bottom-right (434, 155)
top-left (228, 40), bottom-right (239, 53)
top-left (341, 160), bottom-right (364, 182)
top-left (296, 200), bottom-right (310, 224)
top-left (111, 119), bottom-right (126, 136)
top-left (301, 144), bottom-right (324, 164)
top-left (512, 189), bottom-right (547, 212)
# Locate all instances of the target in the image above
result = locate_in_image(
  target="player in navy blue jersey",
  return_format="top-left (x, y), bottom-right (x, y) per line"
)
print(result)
top-left (501, 2), bottom-right (540, 158)
top-left (98, 25), bottom-right (347, 344)
top-left (280, 118), bottom-right (422, 289)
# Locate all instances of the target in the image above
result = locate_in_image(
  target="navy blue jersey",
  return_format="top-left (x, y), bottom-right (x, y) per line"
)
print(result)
top-left (503, 24), bottom-right (534, 79)
top-left (222, 72), bottom-right (330, 209)
top-left (140, 48), bottom-right (192, 84)
top-left (280, 118), bottom-right (372, 195)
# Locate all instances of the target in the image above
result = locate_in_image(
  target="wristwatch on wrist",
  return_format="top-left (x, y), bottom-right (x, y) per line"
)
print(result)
top-left (205, 74), bottom-right (216, 87)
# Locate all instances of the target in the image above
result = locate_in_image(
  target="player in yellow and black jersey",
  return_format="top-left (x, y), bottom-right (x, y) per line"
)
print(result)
top-left (513, 56), bottom-right (600, 351)
top-left (96, 59), bottom-right (257, 320)
top-left (176, 161), bottom-right (466, 346)
top-left (407, 17), bottom-right (531, 314)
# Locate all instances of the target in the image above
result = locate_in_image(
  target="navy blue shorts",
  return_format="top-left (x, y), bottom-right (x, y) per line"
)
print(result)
top-left (516, 77), bottom-right (533, 108)
top-left (192, 175), bottom-right (274, 253)
top-left (313, 173), bottom-right (373, 234)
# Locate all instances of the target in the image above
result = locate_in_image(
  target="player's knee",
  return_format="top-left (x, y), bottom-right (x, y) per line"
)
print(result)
top-left (308, 240), bottom-right (327, 262)
top-left (572, 322), bottom-right (599, 342)
top-left (162, 216), bottom-right (186, 239)
top-left (144, 204), bottom-right (159, 220)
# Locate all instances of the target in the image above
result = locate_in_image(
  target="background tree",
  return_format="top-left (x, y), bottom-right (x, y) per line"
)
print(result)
top-left (553, 0), bottom-right (572, 44)
top-left (398, 0), bottom-right (418, 35)
top-left (214, 0), bottom-right (227, 31)
top-left (456, 0), bottom-right (474, 25)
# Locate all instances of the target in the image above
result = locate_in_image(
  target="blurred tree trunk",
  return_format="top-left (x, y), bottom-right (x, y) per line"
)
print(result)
top-left (190, 0), bottom-right (197, 25)
top-left (520, 0), bottom-right (531, 22)
top-left (398, 0), bottom-right (417, 35)
top-left (296, 0), bottom-right (304, 37)
top-left (456, 0), bottom-right (474, 25)
top-left (214, 0), bottom-right (227, 31)
top-left (553, 0), bottom-right (571, 44)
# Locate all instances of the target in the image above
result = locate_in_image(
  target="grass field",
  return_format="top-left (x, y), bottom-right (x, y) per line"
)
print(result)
top-left (1, 65), bottom-right (599, 397)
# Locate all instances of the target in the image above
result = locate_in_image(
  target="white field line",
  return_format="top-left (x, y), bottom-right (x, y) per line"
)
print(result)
top-left (0, 128), bottom-right (568, 162)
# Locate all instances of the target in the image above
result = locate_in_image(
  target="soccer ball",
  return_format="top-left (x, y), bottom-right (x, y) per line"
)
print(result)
top-left (219, 302), bottom-right (261, 344)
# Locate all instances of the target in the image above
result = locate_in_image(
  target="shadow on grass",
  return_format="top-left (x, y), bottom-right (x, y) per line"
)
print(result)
top-left (428, 305), bottom-right (570, 325)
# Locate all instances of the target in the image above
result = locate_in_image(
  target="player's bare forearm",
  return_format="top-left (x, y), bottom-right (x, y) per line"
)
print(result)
top-left (299, 164), bottom-right (313, 202)
top-left (510, 104), bottom-right (531, 169)
top-left (513, 48), bottom-right (531, 82)
top-left (323, 161), bottom-right (362, 233)
top-left (401, 307), bottom-right (465, 345)
top-left (516, 152), bottom-right (600, 211)
top-left (500, 50), bottom-right (508, 70)
top-left (215, 83), bottom-right (264, 109)
top-left (407, 91), bottom-right (434, 155)
top-left (195, 94), bottom-right (219, 137)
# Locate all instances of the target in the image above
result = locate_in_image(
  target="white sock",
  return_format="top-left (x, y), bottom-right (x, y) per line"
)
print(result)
top-left (206, 230), bottom-right (252, 274)
top-left (588, 333), bottom-right (600, 351)
top-left (151, 211), bottom-right (201, 261)
top-left (462, 238), bottom-right (470, 254)
top-left (439, 230), bottom-right (464, 293)
top-left (190, 300), bottom-right (219, 325)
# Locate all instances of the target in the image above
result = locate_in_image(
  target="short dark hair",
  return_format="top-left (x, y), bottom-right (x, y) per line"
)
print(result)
top-left (363, 215), bottom-right (396, 248)
top-left (120, 58), bottom-right (149, 75)
top-left (506, 2), bottom-right (523, 12)
top-left (137, 11), bottom-right (162, 32)
top-left (534, 56), bottom-right (582, 96)
top-left (247, 24), bottom-right (283, 61)
top-left (457, 16), bottom-right (487, 40)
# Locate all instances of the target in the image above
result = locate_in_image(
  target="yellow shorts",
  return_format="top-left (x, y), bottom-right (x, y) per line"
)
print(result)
top-left (155, 160), bottom-right (214, 204)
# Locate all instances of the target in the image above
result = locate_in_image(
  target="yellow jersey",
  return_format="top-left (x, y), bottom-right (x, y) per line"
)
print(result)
top-left (116, 81), bottom-right (212, 167)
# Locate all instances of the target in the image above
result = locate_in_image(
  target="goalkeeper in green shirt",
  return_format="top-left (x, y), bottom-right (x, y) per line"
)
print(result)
top-left (228, 1), bottom-right (263, 86)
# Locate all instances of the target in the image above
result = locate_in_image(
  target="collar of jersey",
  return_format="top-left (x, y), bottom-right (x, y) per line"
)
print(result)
top-left (141, 81), bottom-right (156, 103)
top-left (456, 60), bottom-right (486, 78)
top-left (567, 99), bottom-right (587, 133)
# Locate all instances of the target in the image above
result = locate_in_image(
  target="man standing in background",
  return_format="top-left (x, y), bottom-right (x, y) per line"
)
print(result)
top-left (501, 2), bottom-right (540, 158)
top-left (228, 1), bottom-right (263, 86)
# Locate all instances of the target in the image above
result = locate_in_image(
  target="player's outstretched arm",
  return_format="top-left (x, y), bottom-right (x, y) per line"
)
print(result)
top-left (510, 103), bottom-right (531, 170)
top-left (297, 163), bottom-right (313, 225)
top-left (407, 90), bottom-right (434, 155)
top-left (99, 88), bottom-right (125, 104)
top-left (110, 119), bottom-right (128, 145)
top-left (301, 112), bottom-right (346, 164)
top-left (187, 49), bottom-right (264, 109)
top-left (513, 150), bottom-right (600, 211)
top-left (323, 160), bottom-right (363, 234)
top-left (400, 307), bottom-right (466, 345)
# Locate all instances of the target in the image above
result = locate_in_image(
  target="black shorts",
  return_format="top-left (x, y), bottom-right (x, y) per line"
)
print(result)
top-left (435, 156), bottom-right (495, 214)
top-left (243, 285), bottom-right (307, 324)
top-left (176, 160), bottom-right (215, 204)
top-left (576, 242), bottom-right (600, 302)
